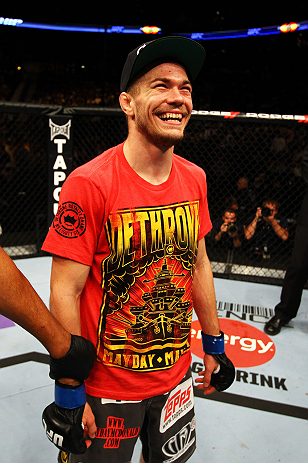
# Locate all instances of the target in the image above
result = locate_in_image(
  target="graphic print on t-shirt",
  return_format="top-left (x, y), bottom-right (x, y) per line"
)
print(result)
top-left (96, 201), bottom-right (200, 372)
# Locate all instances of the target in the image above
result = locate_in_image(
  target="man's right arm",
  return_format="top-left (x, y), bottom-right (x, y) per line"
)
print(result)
top-left (49, 255), bottom-right (91, 336)
top-left (244, 208), bottom-right (261, 239)
top-left (214, 222), bottom-right (227, 241)
top-left (44, 255), bottom-right (97, 452)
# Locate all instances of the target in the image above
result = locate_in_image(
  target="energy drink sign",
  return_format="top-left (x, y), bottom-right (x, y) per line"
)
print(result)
top-left (47, 116), bottom-right (73, 226)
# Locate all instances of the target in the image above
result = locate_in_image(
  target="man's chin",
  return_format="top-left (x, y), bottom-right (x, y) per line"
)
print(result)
top-left (150, 131), bottom-right (185, 151)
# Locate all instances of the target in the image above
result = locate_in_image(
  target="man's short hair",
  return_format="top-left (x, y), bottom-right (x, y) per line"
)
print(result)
top-left (262, 198), bottom-right (280, 210)
top-left (223, 208), bottom-right (237, 217)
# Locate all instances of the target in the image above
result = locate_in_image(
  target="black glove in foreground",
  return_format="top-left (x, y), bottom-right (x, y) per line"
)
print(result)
top-left (210, 353), bottom-right (235, 392)
top-left (42, 381), bottom-right (87, 454)
top-left (201, 331), bottom-right (235, 392)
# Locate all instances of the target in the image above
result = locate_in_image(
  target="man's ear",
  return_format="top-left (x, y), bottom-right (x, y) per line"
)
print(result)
top-left (119, 92), bottom-right (134, 117)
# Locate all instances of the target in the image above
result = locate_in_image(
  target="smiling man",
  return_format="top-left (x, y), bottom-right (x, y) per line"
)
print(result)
top-left (42, 36), bottom-right (235, 463)
top-left (120, 61), bottom-right (193, 183)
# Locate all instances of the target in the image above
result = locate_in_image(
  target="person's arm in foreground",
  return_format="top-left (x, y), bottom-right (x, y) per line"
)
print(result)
top-left (0, 246), bottom-right (71, 358)
top-left (0, 247), bottom-right (96, 451)
top-left (192, 239), bottom-right (220, 395)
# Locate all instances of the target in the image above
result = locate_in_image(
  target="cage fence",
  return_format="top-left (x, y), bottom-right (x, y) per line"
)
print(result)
top-left (0, 103), bottom-right (307, 286)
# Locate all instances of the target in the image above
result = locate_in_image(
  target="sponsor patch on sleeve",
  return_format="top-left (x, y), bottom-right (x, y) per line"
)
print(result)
top-left (53, 201), bottom-right (86, 238)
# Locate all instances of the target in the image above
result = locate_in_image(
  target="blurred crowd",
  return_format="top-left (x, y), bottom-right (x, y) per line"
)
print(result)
top-left (1, 27), bottom-right (308, 114)
top-left (1, 11), bottom-right (308, 267)
top-left (1, 103), bottom-right (307, 268)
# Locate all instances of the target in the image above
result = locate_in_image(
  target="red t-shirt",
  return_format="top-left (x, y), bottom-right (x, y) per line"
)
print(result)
top-left (42, 143), bottom-right (212, 400)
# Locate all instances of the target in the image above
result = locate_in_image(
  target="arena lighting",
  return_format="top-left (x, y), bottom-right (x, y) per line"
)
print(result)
top-left (179, 20), bottom-right (308, 41)
top-left (106, 25), bottom-right (161, 34)
top-left (141, 25), bottom-right (161, 34)
top-left (0, 17), bottom-right (161, 34)
top-left (279, 22), bottom-right (299, 33)
top-left (1, 16), bottom-right (307, 38)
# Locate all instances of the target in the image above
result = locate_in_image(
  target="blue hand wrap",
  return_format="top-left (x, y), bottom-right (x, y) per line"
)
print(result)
top-left (202, 331), bottom-right (225, 355)
top-left (55, 381), bottom-right (86, 409)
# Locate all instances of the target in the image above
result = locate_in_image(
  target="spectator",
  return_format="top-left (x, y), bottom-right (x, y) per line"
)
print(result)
top-left (211, 208), bottom-right (244, 249)
top-left (252, 171), bottom-right (268, 207)
top-left (226, 175), bottom-right (255, 223)
top-left (244, 198), bottom-right (289, 258)
top-left (264, 143), bottom-right (308, 335)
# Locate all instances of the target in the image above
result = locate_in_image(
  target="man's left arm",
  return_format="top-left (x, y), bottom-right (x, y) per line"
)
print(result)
top-left (270, 217), bottom-right (289, 241)
top-left (192, 238), bottom-right (235, 394)
top-left (192, 238), bottom-right (219, 395)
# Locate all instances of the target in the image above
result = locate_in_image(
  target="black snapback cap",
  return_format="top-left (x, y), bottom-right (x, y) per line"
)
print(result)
top-left (120, 36), bottom-right (206, 92)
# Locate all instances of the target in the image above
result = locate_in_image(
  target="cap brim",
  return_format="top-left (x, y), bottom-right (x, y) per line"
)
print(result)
top-left (122, 36), bottom-right (205, 92)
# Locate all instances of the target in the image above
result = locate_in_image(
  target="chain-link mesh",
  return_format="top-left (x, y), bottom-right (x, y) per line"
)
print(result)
top-left (72, 113), bottom-right (127, 170)
top-left (1, 104), bottom-right (307, 286)
top-left (73, 113), bottom-right (307, 284)
top-left (176, 117), bottom-right (307, 283)
top-left (0, 108), bottom-right (48, 257)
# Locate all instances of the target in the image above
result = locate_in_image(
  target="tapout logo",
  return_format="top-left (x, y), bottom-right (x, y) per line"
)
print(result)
top-left (191, 319), bottom-right (275, 367)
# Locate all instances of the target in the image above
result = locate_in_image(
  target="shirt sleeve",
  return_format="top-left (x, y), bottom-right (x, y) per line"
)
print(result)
top-left (42, 173), bottom-right (105, 265)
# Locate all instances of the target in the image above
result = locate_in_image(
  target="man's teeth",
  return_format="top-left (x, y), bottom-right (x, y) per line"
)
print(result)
top-left (158, 113), bottom-right (183, 121)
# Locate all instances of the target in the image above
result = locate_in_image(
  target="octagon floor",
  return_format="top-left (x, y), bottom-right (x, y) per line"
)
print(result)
top-left (0, 256), bottom-right (307, 463)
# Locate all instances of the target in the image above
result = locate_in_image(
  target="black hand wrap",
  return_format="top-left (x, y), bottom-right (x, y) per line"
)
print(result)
top-left (210, 353), bottom-right (235, 391)
top-left (43, 335), bottom-right (96, 454)
top-left (42, 381), bottom-right (87, 454)
top-left (201, 331), bottom-right (235, 392)
top-left (49, 334), bottom-right (96, 382)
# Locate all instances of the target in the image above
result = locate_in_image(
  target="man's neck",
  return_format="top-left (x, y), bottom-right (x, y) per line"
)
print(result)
top-left (123, 136), bottom-right (174, 185)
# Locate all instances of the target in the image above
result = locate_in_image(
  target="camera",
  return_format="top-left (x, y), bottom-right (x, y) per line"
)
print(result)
top-left (227, 223), bottom-right (238, 234)
top-left (261, 206), bottom-right (273, 218)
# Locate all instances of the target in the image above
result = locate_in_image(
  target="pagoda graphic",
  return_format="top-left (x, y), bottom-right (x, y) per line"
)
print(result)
top-left (129, 252), bottom-right (192, 340)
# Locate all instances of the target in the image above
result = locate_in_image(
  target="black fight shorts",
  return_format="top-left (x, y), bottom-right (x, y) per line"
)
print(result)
top-left (63, 368), bottom-right (196, 463)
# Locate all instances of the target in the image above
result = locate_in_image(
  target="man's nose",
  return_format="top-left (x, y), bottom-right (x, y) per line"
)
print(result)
top-left (166, 87), bottom-right (185, 104)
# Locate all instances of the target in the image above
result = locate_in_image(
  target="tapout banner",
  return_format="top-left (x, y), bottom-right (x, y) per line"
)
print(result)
top-left (47, 116), bottom-right (73, 226)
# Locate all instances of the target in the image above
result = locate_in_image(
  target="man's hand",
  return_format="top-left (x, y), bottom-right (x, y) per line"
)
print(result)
top-left (255, 207), bottom-right (262, 220)
top-left (220, 221), bottom-right (229, 233)
top-left (82, 402), bottom-right (96, 448)
top-left (42, 383), bottom-right (97, 454)
top-left (194, 354), bottom-right (218, 395)
top-left (215, 221), bottom-right (228, 241)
